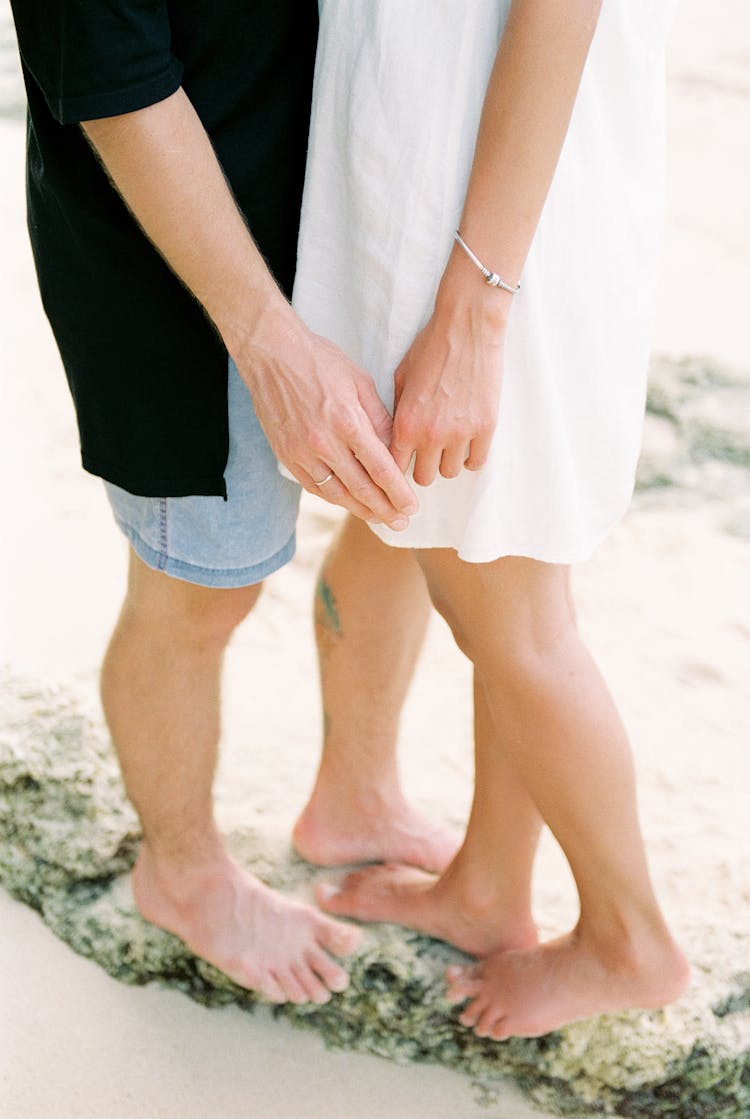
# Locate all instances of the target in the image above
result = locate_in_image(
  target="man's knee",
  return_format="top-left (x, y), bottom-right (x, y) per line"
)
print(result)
top-left (123, 552), bottom-right (262, 648)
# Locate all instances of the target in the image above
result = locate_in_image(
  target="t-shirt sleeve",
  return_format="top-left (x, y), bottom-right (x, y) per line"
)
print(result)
top-left (10, 0), bottom-right (183, 125)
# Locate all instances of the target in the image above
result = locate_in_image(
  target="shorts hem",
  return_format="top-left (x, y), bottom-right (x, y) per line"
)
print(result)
top-left (113, 517), bottom-right (297, 587)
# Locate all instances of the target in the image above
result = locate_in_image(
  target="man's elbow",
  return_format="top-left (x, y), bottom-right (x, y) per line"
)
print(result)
top-left (81, 89), bottom-right (181, 147)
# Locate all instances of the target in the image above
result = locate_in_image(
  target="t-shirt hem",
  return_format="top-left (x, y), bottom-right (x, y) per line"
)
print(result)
top-left (48, 63), bottom-right (184, 125)
top-left (82, 452), bottom-right (227, 500)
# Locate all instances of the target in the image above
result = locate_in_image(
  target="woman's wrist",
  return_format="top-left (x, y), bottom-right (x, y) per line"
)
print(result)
top-left (434, 244), bottom-right (514, 336)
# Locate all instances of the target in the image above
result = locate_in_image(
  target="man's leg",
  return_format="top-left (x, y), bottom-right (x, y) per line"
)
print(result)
top-left (293, 514), bottom-right (460, 873)
top-left (102, 549), bottom-right (359, 1004)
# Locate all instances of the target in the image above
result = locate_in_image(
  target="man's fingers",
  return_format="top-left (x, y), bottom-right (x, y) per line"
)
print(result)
top-left (352, 429), bottom-right (419, 516)
top-left (356, 375), bottom-right (394, 447)
top-left (332, 452), bottom-right (412, 530)
top-left (295, 457), bottom-right (411, 532)
top-left (292, 464), bottom-right (377, 524)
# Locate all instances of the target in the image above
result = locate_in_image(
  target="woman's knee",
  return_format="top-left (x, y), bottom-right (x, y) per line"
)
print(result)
top-left (422, 552), bottom-right (577, 668)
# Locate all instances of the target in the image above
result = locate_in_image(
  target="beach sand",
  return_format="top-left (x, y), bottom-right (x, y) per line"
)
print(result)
top-left (1, 1), bottom-right (749, 1116)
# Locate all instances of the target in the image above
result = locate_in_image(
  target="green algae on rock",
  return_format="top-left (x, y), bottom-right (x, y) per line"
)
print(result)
top-left (1, 673), bottom-right (748, 1118)
top-left (640, 356), bottom-right (750, 489)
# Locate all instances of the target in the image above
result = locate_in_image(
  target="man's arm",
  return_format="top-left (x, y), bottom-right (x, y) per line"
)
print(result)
top-left (82, 89), bottom-right (417, 528)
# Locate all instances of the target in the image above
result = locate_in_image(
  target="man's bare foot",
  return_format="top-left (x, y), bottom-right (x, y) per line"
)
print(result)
top-left (293, 787), bottom-right (461, 873)
top-left (316, 862), bottom-right (538, 958)
top-left (445, 926), bottom-right (691, 1039)
top-left (132, 842), bottom-right (360, 1004)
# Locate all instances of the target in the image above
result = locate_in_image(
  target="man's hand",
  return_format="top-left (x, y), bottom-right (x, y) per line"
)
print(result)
top-left (235, 302), bottom-right (418, 528)
top-left (82, 91), bottom-right (417, 529)
top-left (390, 265), bottom-right (509, 486)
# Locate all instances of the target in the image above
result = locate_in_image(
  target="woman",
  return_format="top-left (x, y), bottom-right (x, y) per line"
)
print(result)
top-left (292, 0), bottom-right (689, 1039)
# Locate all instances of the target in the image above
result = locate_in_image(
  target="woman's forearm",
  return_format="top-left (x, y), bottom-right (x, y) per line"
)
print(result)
top-left (390, 1), bottom-right (603, 480)
top-left (441, 0), bottom-right (602, 305)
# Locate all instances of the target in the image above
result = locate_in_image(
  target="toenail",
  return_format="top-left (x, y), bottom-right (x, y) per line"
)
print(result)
top-left (317, 883), bottom-right (341, 902)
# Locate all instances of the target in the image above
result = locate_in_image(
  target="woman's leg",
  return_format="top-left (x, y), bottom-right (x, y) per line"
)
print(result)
top-left (318, 667), bottom-right (542, 955)
top-left (293, 515), bottom-right (460, 872)
top-left (322, 549), bottom-right (689, 1036)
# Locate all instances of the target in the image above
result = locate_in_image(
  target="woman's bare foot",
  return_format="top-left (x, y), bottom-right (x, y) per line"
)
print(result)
top-left (293, 787), bottom-right (461, 874)
top-left (132, 842), bottom-right (360, 1004)
top-left (316, 862), bottom-right (538, 958)
top-left (445, 926), bottom-right (691, 1039)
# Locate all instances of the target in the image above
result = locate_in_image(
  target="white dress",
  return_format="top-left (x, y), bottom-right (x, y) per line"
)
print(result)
top-left (292, 0), bottom-right (677, 563)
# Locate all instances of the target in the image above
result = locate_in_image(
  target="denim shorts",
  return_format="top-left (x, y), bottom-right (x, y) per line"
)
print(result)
top-left (104, 360), bottom-right (301, 588)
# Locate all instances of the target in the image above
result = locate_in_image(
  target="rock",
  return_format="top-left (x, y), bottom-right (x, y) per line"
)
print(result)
top-left (647, 356), bottom-right (750, 468)
top-left (681, 392), bottom-right (750, 470)
top-left (638, 357), bottom-right (750, 525)
top-left (636, 413), bottom-right (686, 490)
top-left (1, 672), bottom-right (749, 1118)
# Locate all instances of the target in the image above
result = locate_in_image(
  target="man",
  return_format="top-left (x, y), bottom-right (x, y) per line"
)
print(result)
top-left (8, 0), bottom-right (452, 1006)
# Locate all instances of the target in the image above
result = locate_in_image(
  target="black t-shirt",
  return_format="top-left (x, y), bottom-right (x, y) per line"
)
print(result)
top-left (10, 0), bottom-right (318, 497)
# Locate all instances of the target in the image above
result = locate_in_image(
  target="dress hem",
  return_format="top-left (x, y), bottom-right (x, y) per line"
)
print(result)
top-left (367, 499), bottom-right (634, 566)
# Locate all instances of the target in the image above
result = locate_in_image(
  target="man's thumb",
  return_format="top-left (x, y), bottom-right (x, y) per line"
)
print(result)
top-left (358, 376), bottom-right (393, 445)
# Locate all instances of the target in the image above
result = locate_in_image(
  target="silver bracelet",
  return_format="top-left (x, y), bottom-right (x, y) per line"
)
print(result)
top-left (454, 230), bottom-right (521, 295)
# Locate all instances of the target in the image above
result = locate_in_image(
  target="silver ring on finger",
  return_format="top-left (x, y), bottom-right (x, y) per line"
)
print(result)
top-left (314, 471), bottom-right (335, 487)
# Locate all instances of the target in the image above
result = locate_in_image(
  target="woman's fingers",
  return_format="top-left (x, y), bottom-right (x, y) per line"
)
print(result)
top-left (412, 444), bottom-right (443, 488)
top-left (439, 441), bottom-right (470, 479)
top-left (465, 427), bottom-right (494, 472)
top-left (389, 433), bottom-right (415, 475)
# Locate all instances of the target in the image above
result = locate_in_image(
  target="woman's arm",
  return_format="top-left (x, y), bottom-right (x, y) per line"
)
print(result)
top-left (391, 0), bottom-right (602, 485)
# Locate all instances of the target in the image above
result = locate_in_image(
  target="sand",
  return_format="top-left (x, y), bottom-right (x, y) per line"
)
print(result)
top-left (1, 1), bottom-right (749, 1116)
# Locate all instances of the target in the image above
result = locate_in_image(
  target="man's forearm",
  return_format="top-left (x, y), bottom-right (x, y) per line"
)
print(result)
top-left (82, 88), bottom-right (289, 357)
top-left (81, 88), bottom-right (418, 529)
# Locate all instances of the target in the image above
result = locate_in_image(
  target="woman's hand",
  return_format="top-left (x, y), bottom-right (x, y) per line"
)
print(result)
top-left (388, 0), bottom-right (602, 490)
top-left (390, 255), bottom-right (512, 486)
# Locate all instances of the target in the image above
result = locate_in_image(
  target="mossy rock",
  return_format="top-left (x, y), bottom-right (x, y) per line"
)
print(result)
top-left (1, 673), bottom-right (748, 1117)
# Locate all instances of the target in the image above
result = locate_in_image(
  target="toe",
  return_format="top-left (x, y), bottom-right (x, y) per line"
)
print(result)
top-left (445, 976), bottom-right (482, 1004)
top-left (293, 963), bottom-right (332, 1005)
top-left (275, 968), bottom-right (310, 1005)
top-left (258, 973), bottom-right (288, 1004)
top-left (308, 947), bottom-right (350, 994)
top-left (315, 882), bottom-right (343, 911)
top-left (459, 995), bottom-right (487, 1029)
top-left (317, 912), bottom-right (361, 957)
top-left (315, 873), bottom-right (373, 919)
top-left (315, 880), bottom-right (368, 920)
top-left (447, 961), bottom-right (482, 981)
top-left (475, 1005), bottom-right (502, 1038)
top-left (489, 1018), bottom-right (511, 1041)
